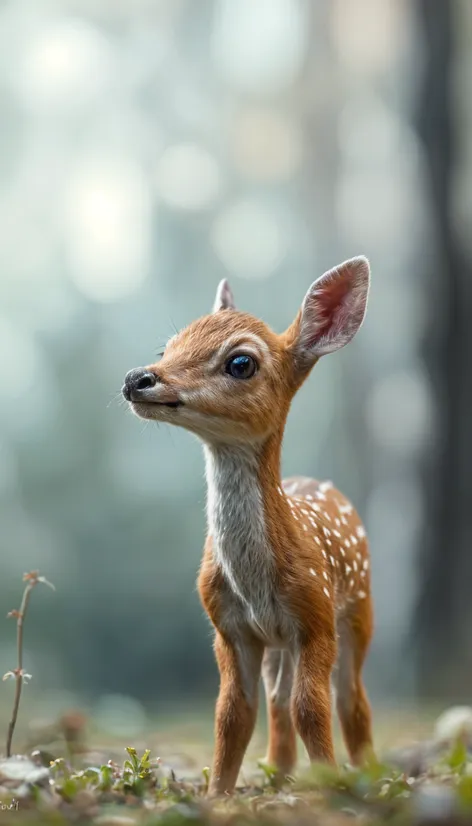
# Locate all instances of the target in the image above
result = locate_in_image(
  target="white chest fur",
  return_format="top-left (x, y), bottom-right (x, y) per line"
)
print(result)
top-left (204, 444), bottom-right (292, 645)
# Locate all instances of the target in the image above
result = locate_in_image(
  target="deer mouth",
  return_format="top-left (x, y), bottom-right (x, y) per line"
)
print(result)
top-left (131, 399), bottom-right (184, 409)
top-left (156, 400), bottom-right (184, 408)
top-left (128, 399), bottom-right (185, 422)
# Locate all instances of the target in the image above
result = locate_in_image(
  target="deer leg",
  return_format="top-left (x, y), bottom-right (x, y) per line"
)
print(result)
top-left (335, 597), bottom-right (374, 765)
top-left (291, 634), bottom-right (336, 764)
top-left (262, 649), bottom-right (297, 779)
top-left (209, 632), bottom-right (264, 796)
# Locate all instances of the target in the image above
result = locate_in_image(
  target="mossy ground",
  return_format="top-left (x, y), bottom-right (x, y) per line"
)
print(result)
top-left (0, 706), bottom-right (470, 825)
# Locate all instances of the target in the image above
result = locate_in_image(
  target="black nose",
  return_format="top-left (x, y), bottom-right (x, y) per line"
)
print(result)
top-left (122, 368), bottom-right (158, 401)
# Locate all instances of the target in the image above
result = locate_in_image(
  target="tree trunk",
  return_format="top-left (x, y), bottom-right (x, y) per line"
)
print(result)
top-left (414, 0), bottom-right (472, 700)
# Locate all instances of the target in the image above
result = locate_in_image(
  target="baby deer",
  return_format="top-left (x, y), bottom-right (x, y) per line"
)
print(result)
top-left (123, 256), bottom-right (373, 795)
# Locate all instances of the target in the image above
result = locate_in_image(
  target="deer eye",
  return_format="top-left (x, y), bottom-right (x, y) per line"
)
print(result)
top-left (225, 354), bottom-right (257, 380)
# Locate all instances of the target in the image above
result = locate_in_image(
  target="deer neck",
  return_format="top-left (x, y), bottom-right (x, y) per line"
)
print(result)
top-left (203, 432), bottom-right (284, 585)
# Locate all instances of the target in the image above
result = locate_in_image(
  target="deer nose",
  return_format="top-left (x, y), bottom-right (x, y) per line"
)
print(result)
top-left (122, 368), bottom-right (158, 402)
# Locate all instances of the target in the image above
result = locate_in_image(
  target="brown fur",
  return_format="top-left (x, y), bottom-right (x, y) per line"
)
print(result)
top-left (211, 632), bottom-right (264, 794)
top-left (198, 466), bottom-right (373, 790)
top-left (125, 259), bottom-right (374, 795)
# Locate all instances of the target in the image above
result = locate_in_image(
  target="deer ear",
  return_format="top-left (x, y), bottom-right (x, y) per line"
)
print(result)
top-left (212, 279), bottom-right (236, 312)
top-left (292, 256), bottom-right (370, 363)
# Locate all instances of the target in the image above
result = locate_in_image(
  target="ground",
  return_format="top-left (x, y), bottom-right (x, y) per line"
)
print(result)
top-left (0, 705), bottom-right (472, 824)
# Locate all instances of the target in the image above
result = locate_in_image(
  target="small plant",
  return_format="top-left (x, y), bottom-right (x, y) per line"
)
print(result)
top-left (202, 766), bottom-right (210, 792)
top-left (257, 759), bottom-right (281, 789)
top-left (123, 746), bottom-right (157, 795)
top-left (3, 570), bottom-right (55, 757)
top-left (443, 736), bottom-right (469, 775)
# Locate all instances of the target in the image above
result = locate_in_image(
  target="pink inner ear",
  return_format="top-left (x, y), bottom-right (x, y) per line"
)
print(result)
top-left (308, 276), bottom-right (352, 344)
top-left (299, 257), bottom-right (370, 356)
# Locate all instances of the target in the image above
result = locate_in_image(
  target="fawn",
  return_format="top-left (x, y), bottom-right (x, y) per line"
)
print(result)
top-left (122, 256), bottom-right (373, 795)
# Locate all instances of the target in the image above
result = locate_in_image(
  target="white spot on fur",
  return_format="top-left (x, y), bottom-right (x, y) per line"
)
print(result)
top-left (309, 567), bottom-right (317, 577)
top-left (357, 525), bottom-right (366, 539)
top-left (319, 481), bottom-right (333, 492)
top-left (323, 586), bottom-right (330, 598)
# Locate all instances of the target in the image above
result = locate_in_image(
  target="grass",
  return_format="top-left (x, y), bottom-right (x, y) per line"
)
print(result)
top-left (0, 709), bottom-right (471, 825)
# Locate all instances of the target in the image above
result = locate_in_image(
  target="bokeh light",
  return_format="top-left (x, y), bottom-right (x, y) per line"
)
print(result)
top-left (155, 143), bottom-right (221, 211)
top-left (231, 108), bottom-right (303, 182)
top-left (13, 18), bottom-right (113, 110)
top-left (366, 367), bottom-right (435, 455)
top-left (211, 198), bottom-right (288, 278)
top-left (64, 156), bottom-right (151, 301)
top-left (212, 0), bottom-right (307, 93)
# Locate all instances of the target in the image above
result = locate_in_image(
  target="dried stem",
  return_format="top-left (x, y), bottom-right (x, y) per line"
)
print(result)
top-left (4, 572), bottom-right (54, 758)
top-left (6, 584), bottom-right (33, 758)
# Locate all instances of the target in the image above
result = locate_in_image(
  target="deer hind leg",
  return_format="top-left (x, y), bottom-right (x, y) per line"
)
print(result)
top-left (262, 649), bottom-right (297, 778)
top-left (334, 596), bottom-right (374, 765)
top-left (291, 634), bottom-right (336, 764)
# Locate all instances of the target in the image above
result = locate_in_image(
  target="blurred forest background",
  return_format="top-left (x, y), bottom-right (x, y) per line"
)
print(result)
top-left (0, 0), bottom-right (471, 737)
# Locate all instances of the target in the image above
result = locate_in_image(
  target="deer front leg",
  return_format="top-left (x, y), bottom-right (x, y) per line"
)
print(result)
top-left (209, 631), bottom-right (264, 796)
top-left (291, 634), bottom-right (336, 764)
top-left (262, 649), bottom-right (297, 779)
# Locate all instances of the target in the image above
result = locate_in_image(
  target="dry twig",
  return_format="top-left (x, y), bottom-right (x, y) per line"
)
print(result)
top-left (3, 570), bottom-right (55, 757)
